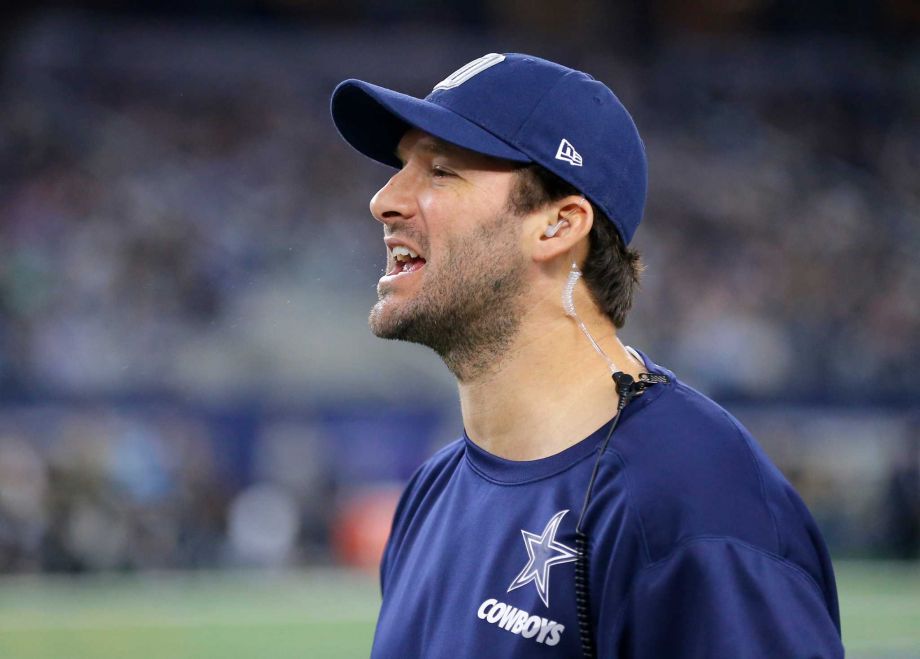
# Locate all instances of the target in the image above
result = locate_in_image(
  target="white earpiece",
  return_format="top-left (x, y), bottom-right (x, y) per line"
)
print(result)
top-left (544, 220), bottom-right (568, 237)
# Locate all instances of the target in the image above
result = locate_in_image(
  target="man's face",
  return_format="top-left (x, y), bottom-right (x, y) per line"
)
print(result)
top-left (368, 129), bottom-right (529, 380)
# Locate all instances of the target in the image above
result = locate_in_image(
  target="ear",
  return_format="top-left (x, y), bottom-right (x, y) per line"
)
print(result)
top-left (528, 195), bottom-right (593, 264)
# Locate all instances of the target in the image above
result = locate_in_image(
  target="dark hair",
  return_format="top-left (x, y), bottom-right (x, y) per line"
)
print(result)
top-left (508, 164), bottom-right (642, 329)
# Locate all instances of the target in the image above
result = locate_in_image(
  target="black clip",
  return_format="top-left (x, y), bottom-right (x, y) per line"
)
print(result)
top-left (613, 371), bottom-right (671, 408)
top-left (612, 372), bottom-right (640, 410)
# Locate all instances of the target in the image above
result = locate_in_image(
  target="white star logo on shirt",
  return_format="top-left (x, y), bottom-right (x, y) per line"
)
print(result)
top-left (507, 509), bottom-right (579, 608)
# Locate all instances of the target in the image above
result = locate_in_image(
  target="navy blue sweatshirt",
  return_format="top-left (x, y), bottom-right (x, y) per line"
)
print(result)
top-left (371, 352), bottom-right (843, 658)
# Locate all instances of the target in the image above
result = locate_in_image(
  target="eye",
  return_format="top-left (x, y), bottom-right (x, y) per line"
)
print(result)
top-left (432, 165), bottom-right (456, 178)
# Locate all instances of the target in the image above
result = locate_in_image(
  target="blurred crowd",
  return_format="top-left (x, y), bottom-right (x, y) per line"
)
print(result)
top-left (0, 18), bottom-right (916, 403)
top-left (0, 406), bottom-right (228, 572)
top-left (0, 13), bottom-right (917, 571)
top-left (0, 401), bottom-right (913, 573)
top-left (0, 404), bottom-right (338, 572)
top-left (0, 398), bottom-right (447, 573)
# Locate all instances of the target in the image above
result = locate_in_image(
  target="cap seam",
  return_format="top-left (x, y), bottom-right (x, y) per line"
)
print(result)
top-left (508, 70), bottom-right (577, 147)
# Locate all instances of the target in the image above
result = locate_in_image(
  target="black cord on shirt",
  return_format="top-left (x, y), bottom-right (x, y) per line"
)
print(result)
top-left (573, 371), bottom-right (668, 659)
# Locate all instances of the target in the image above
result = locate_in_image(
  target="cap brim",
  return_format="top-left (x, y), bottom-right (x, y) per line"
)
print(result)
top-left (330, 79), bottom-right (532, 168)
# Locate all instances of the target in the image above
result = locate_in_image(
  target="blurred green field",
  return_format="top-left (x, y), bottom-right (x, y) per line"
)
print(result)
top-left (0, 561), bottom-right (916, 658)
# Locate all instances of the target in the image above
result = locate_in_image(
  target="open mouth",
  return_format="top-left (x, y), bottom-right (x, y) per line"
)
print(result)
top-left (386, 245), bottom-right (427, 277)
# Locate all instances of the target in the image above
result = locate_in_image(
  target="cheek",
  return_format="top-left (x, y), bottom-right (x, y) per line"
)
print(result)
top-left (417, 184), bottom-right (514, 263)
top-left (415, 196), bottom-right (458, 257)
top-left (416, 191), bottom-right (451, 226)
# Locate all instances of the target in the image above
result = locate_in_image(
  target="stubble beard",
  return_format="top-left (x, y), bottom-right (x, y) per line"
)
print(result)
top-left (369, 213), bottom-right (527, 382)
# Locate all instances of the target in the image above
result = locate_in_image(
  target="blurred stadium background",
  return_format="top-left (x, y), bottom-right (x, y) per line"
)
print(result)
top-left (0, 0), bottom-right (917, 657)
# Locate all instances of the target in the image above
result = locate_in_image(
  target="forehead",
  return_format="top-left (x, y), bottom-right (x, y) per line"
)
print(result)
top-left (395, 129), bottom-right (518, 173)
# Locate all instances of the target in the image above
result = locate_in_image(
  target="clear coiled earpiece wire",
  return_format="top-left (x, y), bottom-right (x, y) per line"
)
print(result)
top-left (562, 262), bottom-right (620, 377)
top-left (564, 259), bottom-right (627, 659)
top-left (551, 219), bottom-right (667, 658)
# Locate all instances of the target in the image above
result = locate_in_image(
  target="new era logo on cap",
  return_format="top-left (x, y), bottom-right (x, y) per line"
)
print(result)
top-left (555, 139), bottom-right (583, 167)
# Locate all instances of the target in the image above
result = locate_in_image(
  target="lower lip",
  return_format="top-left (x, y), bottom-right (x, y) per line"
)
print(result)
top-left (379, 263), bottom-right (426, 285)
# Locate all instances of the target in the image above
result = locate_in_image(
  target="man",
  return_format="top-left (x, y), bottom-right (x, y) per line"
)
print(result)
top-left (330, 53), bottom-right (843, 658)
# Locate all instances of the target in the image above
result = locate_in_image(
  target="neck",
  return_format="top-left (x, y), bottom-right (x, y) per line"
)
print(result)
top-left (457, 299), bottom-right (646, 461)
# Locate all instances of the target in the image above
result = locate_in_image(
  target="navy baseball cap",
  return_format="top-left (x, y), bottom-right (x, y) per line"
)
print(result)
top-left (330, 53), bottom-right (647, 244)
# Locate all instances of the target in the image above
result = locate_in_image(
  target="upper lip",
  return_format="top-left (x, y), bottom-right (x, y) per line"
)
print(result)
top-left (383, 236), bottom-right (427, 276)
top-left (384, 236), bottom-right (425, 259)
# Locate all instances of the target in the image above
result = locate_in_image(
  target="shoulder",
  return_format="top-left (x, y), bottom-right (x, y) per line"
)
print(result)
top-left (402, 437), bottom-right (466, 498)
top-left (380, 438), bottom-right (465, 589)
top-left (395, 437), bottom-right (464, 509)
top-left (387, 438), bottom-right (465, 541)
top-left (612, 380), bottom-right (792, 561)
top-left (603, 374), bottom-right (840, 627)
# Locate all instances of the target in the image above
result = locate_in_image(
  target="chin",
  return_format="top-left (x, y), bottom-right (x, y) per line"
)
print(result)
top-left (368, 298), bottom-right (408, 340)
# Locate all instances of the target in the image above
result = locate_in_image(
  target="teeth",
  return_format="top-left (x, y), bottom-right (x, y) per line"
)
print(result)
top-left (392, 245), bottom-right (420, 262)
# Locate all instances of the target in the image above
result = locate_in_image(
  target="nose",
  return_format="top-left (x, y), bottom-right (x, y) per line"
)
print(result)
top-left (369, 168), bottom-right (416, 226)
